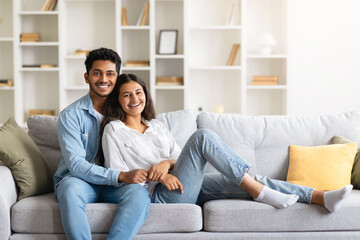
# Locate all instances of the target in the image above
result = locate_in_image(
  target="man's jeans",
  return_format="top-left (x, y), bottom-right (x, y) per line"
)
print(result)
top-left (56, 177), bottom-right (150, 240)
top-left (151, 129), bottom-right (314, 205)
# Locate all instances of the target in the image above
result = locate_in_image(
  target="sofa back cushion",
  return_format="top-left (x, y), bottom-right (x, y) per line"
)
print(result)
top-left (27, 110), bottom-right (197, 175)
top-left (27, 115), bottom-right (60, 175)
top-left (197, 111), bottom-right (360, 180)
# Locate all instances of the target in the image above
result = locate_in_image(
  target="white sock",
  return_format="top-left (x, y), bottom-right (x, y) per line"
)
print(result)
top-left (254, 186), bottom-right (299, 209)
top-left (324, 185), bottom-right (353, 213)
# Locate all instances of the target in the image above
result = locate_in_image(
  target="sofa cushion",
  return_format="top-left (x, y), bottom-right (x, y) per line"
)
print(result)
top-left (287, 143), bottom-right (356, 191)
top-left (197, 111), bottom-right (360, 179)
top-left (156, 109), bottom-right (197, 149)
top-left (27, 115), bottom-right (60, 175)
top-left (331, 135), bottom-right (360, 189)
top-left (203, 190), bottom-right (360, 232)
top-left (11, 193), bottom-right (202, 234)
top-left (0, 117), bottom-right (53, 200)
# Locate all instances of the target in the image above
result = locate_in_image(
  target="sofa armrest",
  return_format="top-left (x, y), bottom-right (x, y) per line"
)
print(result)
top-left (0, 164), bottom-right (18, 239)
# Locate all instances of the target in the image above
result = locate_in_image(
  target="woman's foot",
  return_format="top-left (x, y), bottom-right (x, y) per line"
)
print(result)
top-left (324, 185), bottom-right (353, 212)
top-left (254, 186), bottom-right (299, 209)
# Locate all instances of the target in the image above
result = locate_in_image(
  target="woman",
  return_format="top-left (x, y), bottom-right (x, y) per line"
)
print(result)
top-left (99, 73), bottom-right (352, 213)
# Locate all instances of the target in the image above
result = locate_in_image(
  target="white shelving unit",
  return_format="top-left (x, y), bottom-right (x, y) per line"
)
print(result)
top-left (1, 0), bottom-right (289, 126)
top-left (0, 0), bottom-right (14, 125)
top-left (186, 0), bottom-right (243, 114)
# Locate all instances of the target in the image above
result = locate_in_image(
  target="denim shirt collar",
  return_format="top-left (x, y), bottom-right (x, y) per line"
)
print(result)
top-left (80, 93), bottom-right (98, 119)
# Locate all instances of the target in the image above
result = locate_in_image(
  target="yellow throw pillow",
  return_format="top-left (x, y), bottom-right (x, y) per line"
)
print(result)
top-left (286, 143), bottom-right (357, 191)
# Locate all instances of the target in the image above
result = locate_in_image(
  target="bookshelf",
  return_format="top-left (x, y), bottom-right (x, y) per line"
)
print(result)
top-left (186, 0), bottom-right (243, 114)
top-left (244, 0), bottom-right (288, 115)
top-left (0, 0), bottom-right (14, 125)
top-left (2, 0), bottom-right (289, 126)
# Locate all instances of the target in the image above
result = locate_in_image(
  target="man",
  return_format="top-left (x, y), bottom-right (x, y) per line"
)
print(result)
top-left (54, 48), bottom-right (150, 240)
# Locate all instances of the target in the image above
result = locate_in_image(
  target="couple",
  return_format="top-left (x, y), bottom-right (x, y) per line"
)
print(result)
top-left (54, 48), bottom-right (353, 240)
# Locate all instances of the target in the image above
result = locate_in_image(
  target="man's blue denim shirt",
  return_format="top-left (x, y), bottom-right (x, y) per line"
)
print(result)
top-left (53, 93), bottom-right (121, 189)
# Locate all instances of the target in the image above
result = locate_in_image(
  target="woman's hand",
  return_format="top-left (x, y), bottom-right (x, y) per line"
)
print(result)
top-left (118, 169), bottom-right (148, 184)
top-left (161, 174), bottom-right (183, 194)
top-left (147, 160), bottom-right (173, 182)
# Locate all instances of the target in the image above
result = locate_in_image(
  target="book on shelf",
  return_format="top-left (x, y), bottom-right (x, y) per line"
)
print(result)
top-left (28, 109), bottom-right (55, 117)
top-left (125, 60), bottom-right (150, 67)
top-left (22, 64), bottom-right (57, 68)
top-left (136, 2), bottom-right (149, 26)
top-left (225, 0), bottom-right (240, 25)
top-left (74, 49), bottom-right (90, 56)
top-left (226, 44), bottom-right (240, 66)
top-left (122, 8), bottom-right (128, 26)
top-left (41, 0), bottom-right (58, 11)
top-left (40, 64), bottom-right (57, 68)
top-left (0, 79), bottom-right (14, 87)
top-left (252, 76), bottom-right (278, 85)
top-left (20, 33), bottom-right (40, 42)
top-left (156, 77), bottom-right (183, 86)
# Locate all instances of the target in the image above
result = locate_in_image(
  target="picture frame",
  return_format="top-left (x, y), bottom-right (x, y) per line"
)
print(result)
top-left (158, 30), bottom-right (178, 54)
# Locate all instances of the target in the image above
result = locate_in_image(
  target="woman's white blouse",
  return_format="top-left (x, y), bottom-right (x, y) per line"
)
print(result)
top-left (102, 119), bottom-right (182, 174)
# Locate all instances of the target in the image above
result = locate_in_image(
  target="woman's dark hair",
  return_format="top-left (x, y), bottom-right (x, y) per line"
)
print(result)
top-left (85, 47), bottom-right (122, 74)
top-left (98, 73), bottom-right (156, 165)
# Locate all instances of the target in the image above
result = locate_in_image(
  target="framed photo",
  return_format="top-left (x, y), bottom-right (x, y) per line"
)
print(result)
top-left (158, 30), bottom-right (178, 54)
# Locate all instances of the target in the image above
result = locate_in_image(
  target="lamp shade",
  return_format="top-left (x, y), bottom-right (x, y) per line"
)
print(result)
top-left (258, 32), bottom-right (277, 46)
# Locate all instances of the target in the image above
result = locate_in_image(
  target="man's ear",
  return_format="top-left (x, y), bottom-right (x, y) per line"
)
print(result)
top-left (84, 73), bottom-right (89, 84)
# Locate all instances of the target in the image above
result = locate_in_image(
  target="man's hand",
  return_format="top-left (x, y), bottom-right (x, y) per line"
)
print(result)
top-left (147, 160), bottom-right (172, 182)
top-left (161, 174), bottom-right (183, 194)
top-left (118, 169), bottom-right (148, 184)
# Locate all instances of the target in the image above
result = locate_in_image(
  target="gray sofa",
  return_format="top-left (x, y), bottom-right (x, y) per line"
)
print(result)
top-left (2, 110), bottom-right (360, 240)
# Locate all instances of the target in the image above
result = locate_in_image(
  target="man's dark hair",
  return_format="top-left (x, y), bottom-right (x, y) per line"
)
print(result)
top-left (85, 47), bottom-right (122, 74)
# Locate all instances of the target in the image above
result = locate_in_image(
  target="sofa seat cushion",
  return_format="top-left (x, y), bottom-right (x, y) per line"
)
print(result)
top-left (12, 193), bottom-right (202, 234)
top-left (203, 190), bottom-right (360, 232)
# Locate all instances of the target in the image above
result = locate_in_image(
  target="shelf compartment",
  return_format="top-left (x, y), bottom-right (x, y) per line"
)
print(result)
top-left (188, 70), bottom-right (242, 114)
top-left (20, 15), bottom-right (58, 42)
top-left (246, 89), bottom-right (287, 115)
top-left (21, 45), bottom-right (59, 68)
top-left (156, 58), bottom-right (183, 78)
top-left (246, 0), bottom-right (287, 55)
top-left (0, 41), bottom-right (14, 80)
top-left (121, 30), bottom-right (150, 64)
top-left (121, 0), bottom-right (150, 26)
top-left (20, 71), bottom-right (59, 120)
top-left (188, 0), bottom-right (241, 26)
top-left (65, 0), bottom-right (116, 55)
top-left (21, 0), bottom-right (55, 11)
top-left (246, 58), bottom-right (287, 85)
top-left (0, 0), bottom-right (13, 37)
top-left (189, 30), bottom-right (241, 66)
top-left (155, 89), bottom-right (184, 114)
top-left (0, 90), bottom-right (14, 124)
top-left (155, 0), bottom-right (184, 54)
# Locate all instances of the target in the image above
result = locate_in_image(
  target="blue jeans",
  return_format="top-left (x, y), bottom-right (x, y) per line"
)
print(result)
top-left (254, 175), bottom-right (314, 203)
top-left (151, 129), bottom-right (252, 204)
top-left (151, 129), bottom-right (314, 205)
top-left (56, 177), bottom-right (150, 240)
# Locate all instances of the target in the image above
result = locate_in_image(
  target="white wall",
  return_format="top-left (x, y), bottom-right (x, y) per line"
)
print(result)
top-left (289, 0), bottom-right (360, 115)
